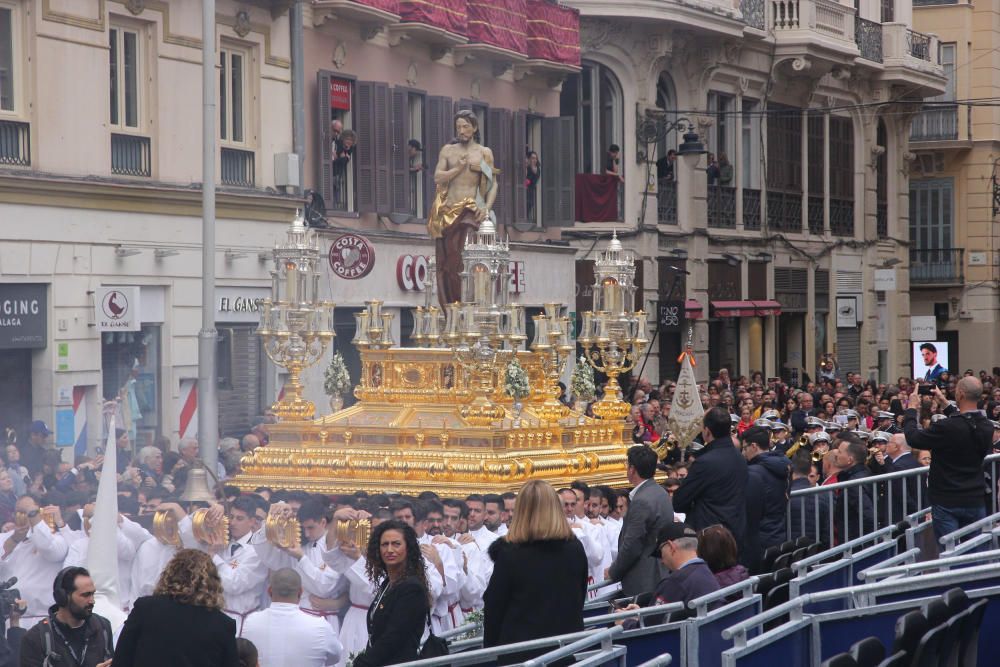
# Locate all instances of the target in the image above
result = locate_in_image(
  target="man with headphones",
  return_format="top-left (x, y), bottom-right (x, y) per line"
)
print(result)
top-left (18, 567), bottom-right (113, 667)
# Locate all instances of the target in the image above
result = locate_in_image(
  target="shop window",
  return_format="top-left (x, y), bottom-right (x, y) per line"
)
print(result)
top-left (102, 326), bottom-right (160, 446)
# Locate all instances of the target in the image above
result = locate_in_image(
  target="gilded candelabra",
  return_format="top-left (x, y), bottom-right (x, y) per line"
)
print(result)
top-left (446, 219), bottom-right (526, 426)
top-left (256, 211), bottom-right (336, 421)
top-left (352, 300), bottom-right (396, 350)
top-left (577, 232), bottom-right (649, 420)
top-left (530, 303), bottom-right (574, 421)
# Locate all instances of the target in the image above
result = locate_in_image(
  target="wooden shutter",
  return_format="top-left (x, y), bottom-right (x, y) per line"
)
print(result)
top-left (542, 116), bottom-right (575, 226)
top-left (373, 83), bottom-right (391, 214)
top-left (487, 107), bottom-right (511, 227)
top-left (424, 96), bottom-right (452, 206)
top-left (355, 81), bottom-right (376, 212)
top-left (317, 71), bottom-right (333, 206)
top-left (512, 110), bottom-right (528, 226)
top-left (391, 88), bottom-right (410, 215)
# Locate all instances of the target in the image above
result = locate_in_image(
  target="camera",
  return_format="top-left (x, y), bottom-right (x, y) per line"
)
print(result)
top-left (0, 577), bottom-right (23, 620)
top-left (918, 385), bottom-right (934, 396)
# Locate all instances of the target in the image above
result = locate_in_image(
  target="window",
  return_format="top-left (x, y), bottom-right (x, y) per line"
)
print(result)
top-left (708, 92), bottom-right (735, 161)
top-left (912, 44), bottom-right (956, 141)
top-left (109, 26), bottom-right (141, 129)
top-left (741, 99), bottom-right (760, 189)
top-left (0, 6), bottom-right (13, 112)
top-left (766, 104), bottom-right (802, 193)
top-left (561, 61), bottom-right (623, 175)
top-left (909, 178), bottom-right (953, 250)
top-left (408, 93), bottom-right (424, 217)
top-left (220, 47), bottom-right (246, 143)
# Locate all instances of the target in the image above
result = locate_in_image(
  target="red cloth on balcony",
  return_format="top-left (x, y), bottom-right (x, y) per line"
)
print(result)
top-left (399, 0), bottom-right (467, 35)
top-left (353, 0), bottom-right (400, 13)
top-left (525, 0), bottom-right (580, 66)
top-left (467, 0), bottom-right (527, 55)
top-left (575, 174), bottom-right (618, 223)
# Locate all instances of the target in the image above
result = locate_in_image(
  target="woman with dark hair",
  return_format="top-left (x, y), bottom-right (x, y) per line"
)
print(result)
top-left (697, 524), bottom-right (748, 589)
top-left (353, 519), bottom-right (430, 667)
top-left (236, 638), bottom-right (260, 667)
top-left (484, 479), bottom-right (588, 665)
top-left (113, 549), bottom-right (239, 667)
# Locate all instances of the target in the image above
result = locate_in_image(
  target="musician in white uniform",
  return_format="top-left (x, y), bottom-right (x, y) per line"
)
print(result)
top-left (0, 497), bottom-right (69, 626)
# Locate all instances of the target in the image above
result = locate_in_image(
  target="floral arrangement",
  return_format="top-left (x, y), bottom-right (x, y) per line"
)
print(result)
top-left (458, 609), bottom-right (485, 639)
top-left (503, 358), bottom-right (530, 400)
top-left (570, 356), bottom-right (596, 402)
top-left (323, 352), bottom-right (351, 396)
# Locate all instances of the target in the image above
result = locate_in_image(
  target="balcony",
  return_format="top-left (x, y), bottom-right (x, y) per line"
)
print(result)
top-left (658, 180), bottom-right (677, 225)
top-left (767, 190), bottom-right (802, 233)
top-left (0, 119), bottom-right (30, 166)
top-left (111, 133), bottom-right (151, 177)
top-left (910, 248), bottom-right (964, 286)
top-left (855, 16), bottom-right (882, 63)
top-left (910, 107), bottom-right (958, 142)
top-left (742, 0), bottom-right (766, 30)
top-left (879, 24), bottom-right (946, 98)
top-left (707, 185), bottom-right (736, 229)
top-left (830, 197), bottom-right (853, 236)
top-left (744, 188), bottom-right (762, 230)
top-left (808, 195), bottom-right (823, 234)
top-left (221, 147), bottom-right (255, 188)
top-left (766, 0), bottom-right (860, 75)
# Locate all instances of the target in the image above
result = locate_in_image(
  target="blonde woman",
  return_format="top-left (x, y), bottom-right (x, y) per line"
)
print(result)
top-left (114, 549), bottom-right (239, 667)
top-left (483, 480), bottom-right (588, 665)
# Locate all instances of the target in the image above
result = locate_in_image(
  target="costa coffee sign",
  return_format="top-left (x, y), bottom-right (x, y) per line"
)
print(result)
top-left (396, 254), bottom-right (525, 294)
top-left (397, 255), bottom-right (431, 291)
top-left (329, 234), bottom-right (375, 280)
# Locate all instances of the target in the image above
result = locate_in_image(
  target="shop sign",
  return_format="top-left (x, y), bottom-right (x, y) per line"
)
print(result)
top-left (95, 286), bottom-right (141, 331)
top-left (216, 287), bottom-right (271, 323)
top-left (329, 234), bottom-right (375, 280)
top-left (509, 261), bottom-right (525, 294)
top-left (0, 283), bottom-right (47, 349)
top-left (657, 300), bottom-right (684, 333)
top-left (330, 78), bottom-right (351, 111)
top-left (397, 255), bottom-right (431, 292)
top-left (910, 316), bottom-right (936, 341)
top-left (836, 296), bottom-right (860, 328)
top-left (874, 269), bottom-right (897, 292)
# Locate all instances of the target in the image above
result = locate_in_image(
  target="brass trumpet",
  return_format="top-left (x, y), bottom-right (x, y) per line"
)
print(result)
top-left (265, 513), bottom-right (302, 549)
top-left (191, 508), bottom-right (230, 547)
top-left (153, 510), bottom-right (182, 547)
top-left (335, 519), bottom-right (371, 547)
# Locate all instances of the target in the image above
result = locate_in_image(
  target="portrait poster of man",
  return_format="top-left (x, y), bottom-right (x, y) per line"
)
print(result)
top-left (912, 341), bottom-right (950, 382)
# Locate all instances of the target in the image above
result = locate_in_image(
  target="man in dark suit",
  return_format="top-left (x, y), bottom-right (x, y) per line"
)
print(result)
top-left (886, 433), bottom-right (923, 523)
top-left (790, 392), bottom-right (816, 436)
top-left (607, 446), bottom-right (673, 596)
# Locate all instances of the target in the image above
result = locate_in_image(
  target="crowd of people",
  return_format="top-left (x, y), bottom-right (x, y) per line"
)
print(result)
top-left (0, 364), bottom-right (995, 666)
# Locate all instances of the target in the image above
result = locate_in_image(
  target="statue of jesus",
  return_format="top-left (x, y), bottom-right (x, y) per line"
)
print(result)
top-left (427, 110), bottom-right (498, 309)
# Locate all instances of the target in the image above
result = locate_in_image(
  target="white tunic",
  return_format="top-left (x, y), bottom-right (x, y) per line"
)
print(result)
top-left (0, 523), bottom-right (69, 625)
top-left (130, 537), bottom-right (178, 600)
top-left (320, 545), bottom-right (375, 667)
top-left (457, 540), bottom-right (490, 613)
top-left (418, 534), bottom-right (465, 631)
top-left (569, 519), bottom-right (606, 598)
top-left (242, 601), bottom-right (342, 667)
top-left (252, 536), bottom-right (343, 632)
top-left (210, 531), bottom-right (269, 630)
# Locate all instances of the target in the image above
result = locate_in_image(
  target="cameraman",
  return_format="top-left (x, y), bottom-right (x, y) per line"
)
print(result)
top-left (19, 568), bottom-right (112, 667)
top-left (904, 377), bottom-right (994, 541)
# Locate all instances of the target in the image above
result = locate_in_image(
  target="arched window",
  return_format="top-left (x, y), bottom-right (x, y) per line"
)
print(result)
top-left (560, 61), bottom-right (624, 174)
top-left (655, 72), bottom-right (677, 163)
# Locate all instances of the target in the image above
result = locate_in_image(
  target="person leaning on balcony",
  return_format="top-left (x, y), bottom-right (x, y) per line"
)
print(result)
top-left (717, 153), bottom-right (733, 186)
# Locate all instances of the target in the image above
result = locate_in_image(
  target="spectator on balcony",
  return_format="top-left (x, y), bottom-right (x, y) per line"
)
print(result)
top-left (706, 153), bottom-right (720, 185)
top-left (656, 150), bottom-right (676, 182)
top-left (331, 129), bottom-right (356, 211)
top-left (718, 153), bottom-right (733, 187)
top-left (525, 151), bottom-right (540, 222)
top-left (605, 144), bottom-right (624, 183)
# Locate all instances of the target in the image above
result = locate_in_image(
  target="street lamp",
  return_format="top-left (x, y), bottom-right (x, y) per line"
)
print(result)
top-left (256, 210), bottom-right (336, 421)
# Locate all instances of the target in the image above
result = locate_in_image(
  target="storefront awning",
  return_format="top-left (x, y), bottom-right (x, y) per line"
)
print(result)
top-left (752, 300), bottom-right (783, 317)
top-left (711, 300), bottom-right (757, 318)
top-left (685, 299), bottom-right (703, 320)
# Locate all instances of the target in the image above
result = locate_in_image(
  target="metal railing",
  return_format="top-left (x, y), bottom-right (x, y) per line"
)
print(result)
top-left (743, 188), bottom-right (762, 230)
top-left (741, 0), bottom-right (766, 29)
top-left (708, 185), bottom-right (736, 228)
top-left (855, 17), bottom-right (884, 63)
top-left (860, 547), bottom-right (1000, 582)
top-left (767, 190), bottom-right (802, 232)
top-left (787, 452), bottom-right (1000, 544)
top-left (0, 119), bottom-right (30, 166)
top-left (807, 195), bottom-right (824, 235)
top-left (221, 146), bottom-right (255, 187)
top-left (658, 180), bottom-right (678, 225)
top-left (830, 197), bottom-right (854, 236)
top-left (910, 107), bottom-right (959, 141)
top-left (111, 133), bottom-right (151, 177)
top-left (907, 29), bottom-right (932, 61)
top-left (909, 247), bottom-right (965, 284)
top-left (522, 627), bottom-right (625, 667)
top-left (876, 201), bottom-right (888, 238)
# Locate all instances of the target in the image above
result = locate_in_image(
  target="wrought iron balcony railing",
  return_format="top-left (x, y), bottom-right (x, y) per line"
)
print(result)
top-left (910, 107), bottom-right (958, 142)
top-left (741, 0), bottom-right (766, 29)
top-left (877, 202), bottom-right (888, 239)
top-left (907, 29), bottom-right (932, 61)
top-left (708, 185), bottom-right (736, 229)
top-left (0, 119), bottom-right (30, 166)
top-left (221, 147), bottom-right (256, 187)
top-left (910, 248), bottom-right (964, 285)
top-left (830, 198), bottom-right (854, 236)
top-left (111, 133), bottom-right (151, 177)
top-left (855, 17), bottom-right (883, 63)
top-left (808, 195), bottom-right (824, 235)
top-left (744, 188), bottom-right (762, 230)
top-left (767, 190), bottom-right (803, 232)
top-left (658, 180), bottom-right (678, 225)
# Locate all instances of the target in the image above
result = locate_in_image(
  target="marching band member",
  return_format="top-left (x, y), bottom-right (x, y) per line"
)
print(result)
top-left (0, 498), bottom-right (69, 626)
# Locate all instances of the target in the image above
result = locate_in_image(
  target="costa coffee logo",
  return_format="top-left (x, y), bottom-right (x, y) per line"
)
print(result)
top-left (397, 255), bottom-right (431, 292)
top-left (328, 234), bottom-right (375, 280)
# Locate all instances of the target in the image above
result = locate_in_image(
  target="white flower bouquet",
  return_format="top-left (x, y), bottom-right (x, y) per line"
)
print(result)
top-left (570, 356), bottom-right (596, 402)
top-left (503, 358), bottom-right (530, 400)
top-left (323, 352), bottom-right (351, 396)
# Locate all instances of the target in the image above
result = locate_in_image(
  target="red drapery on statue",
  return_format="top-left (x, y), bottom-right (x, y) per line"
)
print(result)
top-left (399, 0), bottom-right (468, 35)
top-left (467, 0), bottom-right (527, 55)
top-left (525, 0), bottom-right (580, 66)
top-left (353, 0), bottom-right (401, 13)
top-left (575, 174), bottom-right (619, 223)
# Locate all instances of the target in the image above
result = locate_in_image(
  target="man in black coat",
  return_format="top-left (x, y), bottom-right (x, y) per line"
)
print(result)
top-left (740, 426), bottom-right (792, 572)
top-left (607, 445), bottom-right (673, 596)
top-left (673, 407), bottom-right (749, 556)
top-left (790, 392), bottom-right (816, 437)
top-left (834, 435), bottom-right (875, 542)
top-left (885, 433), bottom-right (923, 523)
top-left (20, 568), bottom-right (113, 667)
top-left (788, 452), bottom-right (829, 546)
top-left (903, 378), bottom-right (993, 541)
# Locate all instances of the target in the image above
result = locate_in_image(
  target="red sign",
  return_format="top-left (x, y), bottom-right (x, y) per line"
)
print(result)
top-left (509, 260), bottom-right (525, 294)
top-left (330, 78), bottom-right (351, 111)
top-left (397, 255), bottom-right (431, 291)
top-left (329, 234), bottom-right (375, 280)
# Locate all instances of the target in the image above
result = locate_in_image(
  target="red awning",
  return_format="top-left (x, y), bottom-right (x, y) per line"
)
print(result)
top-left (752, 300), bottom-right (783, 316)
top-left (685, 299), bottom-right (703, 320)
top-left (711, 300), bottom-right (757, 318)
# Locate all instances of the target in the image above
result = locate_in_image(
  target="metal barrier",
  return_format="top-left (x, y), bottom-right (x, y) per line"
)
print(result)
top-left (938, 509), bottom-right (1000, 553)
top-left (522, 626), bottom-right (624, 667)
top-left (684, 578), bottom-right (762, 667)
top-left (859, 547), bottom-right (1000, 582)
top-left (787, 453), bottom-right (1000, 543)
top-left (396, 628), bottom-right (596, 667)
top-left (439, 622), bottom-right (478, 641)
top-left (635, 656), bottom-right (672, 667)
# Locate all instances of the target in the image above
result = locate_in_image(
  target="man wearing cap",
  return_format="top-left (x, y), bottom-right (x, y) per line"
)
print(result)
top-left (769, 421), bottom-right (793, 456)
top-left (740, 426), bottom-right (791, 572)
top-left (21, 421), bottom-right (51, 476)
top-left (874, 411), bottom-right (897, 434)
top-left (616, 523), bottom-right (718, 627)
top-left (867, 432), bottom-right (890, 476)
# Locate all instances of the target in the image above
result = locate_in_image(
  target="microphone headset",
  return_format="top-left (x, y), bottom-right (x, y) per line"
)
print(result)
top-left (52, 567), bottom-right (89, 608)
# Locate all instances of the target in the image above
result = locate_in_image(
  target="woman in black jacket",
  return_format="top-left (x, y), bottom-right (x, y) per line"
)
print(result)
top-left (113, 548), bottom-right (239, 667)
top-left (484, 480), bottom-right (588, 665)
top-left (353, 520), bottom-right (430, 667)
